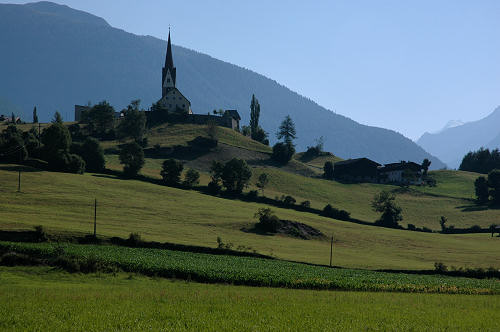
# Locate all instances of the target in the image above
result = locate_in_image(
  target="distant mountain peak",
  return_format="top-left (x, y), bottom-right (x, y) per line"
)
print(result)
top-left (433, 120), bottom-right (464, 134)
top-left (24, 1), bottom-right (110, 27)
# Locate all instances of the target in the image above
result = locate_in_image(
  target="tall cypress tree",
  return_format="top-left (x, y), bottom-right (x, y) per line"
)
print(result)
top-left (250, 94), bottom-right (260, 140)
top-left (33, 106), bottom-right (38, 123)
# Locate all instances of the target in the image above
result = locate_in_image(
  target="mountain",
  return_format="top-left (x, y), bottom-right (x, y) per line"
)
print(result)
top-left (417, 107), bottom-right (500, 169)
top-left (0, 1), bottom-right (445, 168)
top-left (433, 120), bottom-right (464, 134)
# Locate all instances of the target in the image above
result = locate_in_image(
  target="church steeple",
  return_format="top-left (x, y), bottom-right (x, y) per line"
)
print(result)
top-left (162, 29), bottom-right (177, 96)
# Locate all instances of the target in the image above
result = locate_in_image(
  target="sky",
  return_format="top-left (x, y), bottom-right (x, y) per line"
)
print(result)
top-left (4, 0), bottom-right (500, 140)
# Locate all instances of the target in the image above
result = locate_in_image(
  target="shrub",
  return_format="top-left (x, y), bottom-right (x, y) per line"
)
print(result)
top-left (281, 195), bottom-right (296, 206)
top-left (407, 224), bottom-right (416, 231)
top-left (254, 208), bottom-right (280, 233)
top-left (183, 168), bottom-right (200, 188)
top-left (300, 200), bottom-right (311, 209)
top-left (271, 142), bottom-right (295, 165)
top-left (161, 159), bottom-right (184, 186)
top-left (127, 233), bottom-right (142, 247)
top-left (48, 150), bottom-right (86, 174)
top-left (0, 252), bottom-right (42, 266)
top-left (322, 204), bottom-right (351, 221)
top-left (190, 136), bottom-right (218, 149)
top-left (34, 225), bottom-right (48, 242)
top-left (247, 190), bottom-right (259, 200)
top-left (434, 262), bottom-right (448, 273)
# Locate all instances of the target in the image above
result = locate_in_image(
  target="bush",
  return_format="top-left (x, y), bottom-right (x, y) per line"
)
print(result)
top-left (407, 224), bottom-right (416, 231)
top-left (254, 208), bottom-right (280, 233)
top-left (34, 225), bottom-right (48, 242)
top-left (127, 233), bottom-right (142, 247)
top-left (0, 252), bottom-right (42, 266)
top-left (183, 168), bottom-right (200, 188)
top-left (271, 142), bottom-right (295, 165)
top-left (161, 159), bottom-right (184, 186)
top-left (281, 195), bottom-right (296, 206)
top-left (434, 262), bottom-right (448, 273)
top-left (48, 150), bottom-right (86, 174)
top-left (119, 142), bottom-right (144, 177)
top-left (246, 190), bottom-right (259, 200)
top-left (300, 200), bottom-right (311, 209)
top-left (322, 204), bottom-right (351, 221)
top-left (190, 136), bottom-right (217, 149)
top-left (207, 180), bottom-right (222, 195)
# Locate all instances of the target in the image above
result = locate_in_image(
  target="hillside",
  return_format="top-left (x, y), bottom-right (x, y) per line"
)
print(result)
top-left (0, 1), bottom-right (445, 168)
top-left (417, 106), bottom-right (500, 168)
top-left (1, 165), bottom-right (498, 270)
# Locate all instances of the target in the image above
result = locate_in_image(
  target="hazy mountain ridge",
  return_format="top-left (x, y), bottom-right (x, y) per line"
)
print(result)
top-left (0, 1), bottom-right (445, 168)
top-left (417, 107), bottom-right (500, 168)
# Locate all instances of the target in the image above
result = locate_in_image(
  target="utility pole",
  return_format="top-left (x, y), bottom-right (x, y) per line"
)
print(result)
top-left (17, 170), bottom-right (21, 192)
top-left (38, 122), bottom-right (41, 148)
top-left (329, 235), bottom-right (334, 267)
top-left (93, 198), bottom-right (97, 237)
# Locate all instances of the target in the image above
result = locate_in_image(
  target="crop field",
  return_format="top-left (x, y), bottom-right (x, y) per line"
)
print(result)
top-left (1, 241), bottom-right (499, 294)
top-left (1, 266), bottom-right (498, 331)
top-left (1, 165), bottom-right (499, 270)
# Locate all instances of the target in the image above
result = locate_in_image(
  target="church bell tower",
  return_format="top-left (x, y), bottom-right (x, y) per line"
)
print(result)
top-left (162, 30), bottom-right (177, 97)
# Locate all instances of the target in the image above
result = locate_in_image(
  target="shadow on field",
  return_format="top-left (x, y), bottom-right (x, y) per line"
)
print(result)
top-left (0, 164), bottom-right (42, 173)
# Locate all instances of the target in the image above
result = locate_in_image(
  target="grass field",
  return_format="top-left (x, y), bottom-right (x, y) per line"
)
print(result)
top-left (2, 241), bottom-right (499, 294)
top-left (1, 165), bottom-right (498, 270)
top-left (1, 266), bottom-right (499, 331)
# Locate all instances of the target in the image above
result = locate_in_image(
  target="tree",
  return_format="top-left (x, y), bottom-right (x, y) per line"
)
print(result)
top-left (0, 125), bottom-right (28, 162)
top-left (422, 158), bottom-right (431, 177)
top-left (161, 159), bottom-right (184, 186)
top-left (52, 111), bottom-right (63, 124)
top-left (254, 208), bottom-right (280, 233)
top-left (256, 173), bottom-right (269, 196)
top-left (371, 191), bottom-right (403, 228)
top-left (183, 168), bottom-right (200, 188)
top-left (323, 161), bottom-right (334, 180)
top-left (117, 100), bottom-right (146, 142)
top-left (474, 176), bottom-right (489, 204)
top-left (221, 158), bottom-right (252, 194)
top-left (271, 142), bottom-right (295, 164)
top-left (119, 142), bottom-right (144, 177)
top-left (250, 94), bottom-right (261, 140)
top-left (439, 216), bottom-right (448, 232)
top-left (33, 107), bottom-right (38, 123)
top-left (241, 125), bottom-right (251, 137)
top-left (208, 161), bottom-right (224, 194)
top-left (82, 101), bottom-right (115, 138)
top-left (42, 123), bottom-right (72, 156)
top-left (71, 137), bottom-right (105, 172)
top-left (487, 169), bottom-right (500, 204)
top-left (276, 115), bottom-right (296, 146)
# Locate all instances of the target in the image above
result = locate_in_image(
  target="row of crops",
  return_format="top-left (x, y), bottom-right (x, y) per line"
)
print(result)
top-left (1, 241), bottom-right (498, 294)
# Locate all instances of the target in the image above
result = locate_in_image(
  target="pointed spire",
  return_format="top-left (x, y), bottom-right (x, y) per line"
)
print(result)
top-left (165, 29), bottom-right (174, 70)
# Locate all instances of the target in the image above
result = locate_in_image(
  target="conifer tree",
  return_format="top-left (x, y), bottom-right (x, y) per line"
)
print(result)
top-left (250, 94), bottom-right (260, 140)
top-left (33, 107), bottom-right (38, 123)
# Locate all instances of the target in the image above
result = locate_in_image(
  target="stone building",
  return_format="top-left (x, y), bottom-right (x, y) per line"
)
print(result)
top-left (156, 31), bottom-right (192, 115)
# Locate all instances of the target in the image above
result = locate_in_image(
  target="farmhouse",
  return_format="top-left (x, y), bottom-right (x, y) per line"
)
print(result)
top-left (333, 158), bottom-right (424, 185)
top-left (378, 161), bottom-right (423, 185)
top-left (333, 158), bottom-right (380, 182)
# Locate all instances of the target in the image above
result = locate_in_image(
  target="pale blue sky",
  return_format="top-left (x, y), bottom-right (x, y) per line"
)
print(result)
top-left (4, 0), bottom-right (500, 139)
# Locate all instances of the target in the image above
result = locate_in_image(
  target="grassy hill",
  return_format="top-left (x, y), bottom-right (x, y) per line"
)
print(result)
top-left (100, 123), bottom-right (499, 231)
top-left (0, 164), bottom-right (498, 270)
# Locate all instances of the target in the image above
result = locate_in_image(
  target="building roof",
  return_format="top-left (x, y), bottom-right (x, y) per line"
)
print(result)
top-left (380, 161), bottom-right (422, 172)
top-left (334, 158), bottom-right (381, 167)
top-left (161, 87), bottom-right (191, 105)
top-left (224, 109), bottom-right (241, 120)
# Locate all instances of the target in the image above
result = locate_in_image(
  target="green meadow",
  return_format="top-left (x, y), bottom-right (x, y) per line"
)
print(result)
top-left (1, 165), bottom-right (498, 270)
top-left (1, 266), bottom-right (499, 331)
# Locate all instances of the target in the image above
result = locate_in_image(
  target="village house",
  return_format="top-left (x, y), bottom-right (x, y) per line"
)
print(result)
top-left (333, 158), bottom-right (381, 183)
top-left (378, 161), bottom-right (423, 185)
top-left (333, 158), bottom-right (424, 185)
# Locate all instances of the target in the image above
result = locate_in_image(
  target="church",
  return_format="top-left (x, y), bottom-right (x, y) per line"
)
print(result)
top-left (157, 31), bottom-right (192, 114)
